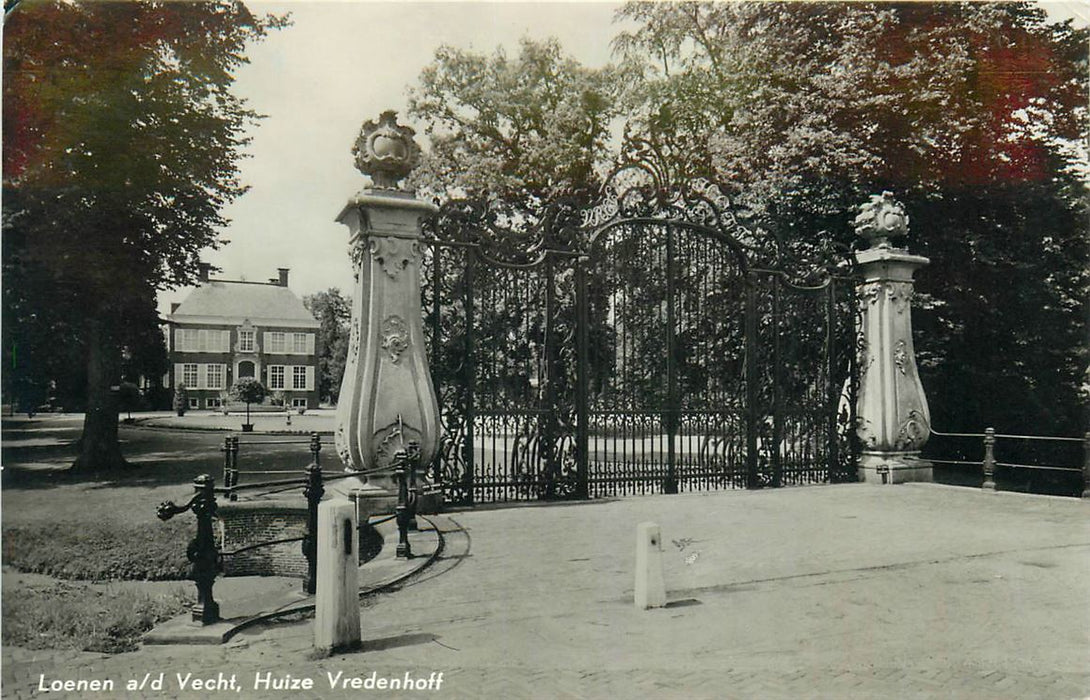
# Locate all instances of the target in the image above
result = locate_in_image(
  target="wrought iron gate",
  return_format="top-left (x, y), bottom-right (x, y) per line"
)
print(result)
top-left (421, 154), bottom-right (859, 506)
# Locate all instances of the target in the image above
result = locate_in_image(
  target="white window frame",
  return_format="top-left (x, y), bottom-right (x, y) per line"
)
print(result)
top-left (268, 332), bottom-right (286, 353)
top-left (188, 397), bottom-right (199, 409)
top-left (205, 364), bottom-right (225, 390)
top-left (292, 333), bottom-right (308, 353)
top-left (269, 365), bottom-right (286, 390)
top-left (182, 363), bottom-right (199, 387)
top-left (291, 398), bottom-right (308, 409)
top-left (206, 397), bottom-right (222, 409)
top-left (239, 329), bottom-right (255, 353)
top-left (292, 365), bottom-right (307, 390)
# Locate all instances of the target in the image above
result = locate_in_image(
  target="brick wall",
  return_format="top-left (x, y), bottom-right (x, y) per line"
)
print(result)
top-left (216, 500), bottom-right (308, 577)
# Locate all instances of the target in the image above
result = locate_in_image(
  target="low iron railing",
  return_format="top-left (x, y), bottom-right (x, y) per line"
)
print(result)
top-left (157, 433), bottom-right (426, 625)
top-left (924, 428), bottom-right (1089, 498)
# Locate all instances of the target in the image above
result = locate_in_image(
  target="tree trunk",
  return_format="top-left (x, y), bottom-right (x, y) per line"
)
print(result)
top-left (72, 318), bottom-right (129, 471)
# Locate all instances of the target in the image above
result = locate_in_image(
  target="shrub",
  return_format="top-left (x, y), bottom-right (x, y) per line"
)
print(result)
top-left (173, 383), bottom-right (189, 416)
top-left (2, 582), bottom-right (191, 653)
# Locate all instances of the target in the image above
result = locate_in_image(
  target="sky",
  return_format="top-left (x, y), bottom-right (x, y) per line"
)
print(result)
top-left (159, 0), bottom-right (1090, 315)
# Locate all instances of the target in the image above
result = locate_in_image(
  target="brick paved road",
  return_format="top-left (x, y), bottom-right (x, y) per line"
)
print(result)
top-left (4, 484), bottom-right (1089, 699)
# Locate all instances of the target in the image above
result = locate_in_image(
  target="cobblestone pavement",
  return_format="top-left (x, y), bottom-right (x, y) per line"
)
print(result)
top-left (5, 483), bottom-right (1089, 699)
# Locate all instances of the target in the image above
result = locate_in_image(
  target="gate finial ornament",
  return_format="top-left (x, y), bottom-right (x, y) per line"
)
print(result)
top-left (854, 191), bottom-right (909, 249)
top-left (352, 110), bottom-right (421, 189)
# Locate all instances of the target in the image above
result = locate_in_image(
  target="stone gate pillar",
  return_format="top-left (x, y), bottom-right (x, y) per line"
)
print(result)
top-left (853, 192), bottom-right (932, 484)
top-left (333, 111), bottom-right (440, 500)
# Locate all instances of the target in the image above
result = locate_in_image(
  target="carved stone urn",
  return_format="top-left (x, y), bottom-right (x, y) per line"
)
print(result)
top-left (333, 111), bottom-right (440, 500)
top-left (853, 192), bottom-right (932, 484)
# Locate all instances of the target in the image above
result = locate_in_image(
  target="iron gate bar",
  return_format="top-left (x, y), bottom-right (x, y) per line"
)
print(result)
top-left (772, 274), bottom-right (783, 488)
top-left (826, 279), bottom-right (839, 480)
top-left (430, 239), bottom-right (442, 484)
top-left (745, 271), bottom-right (759, 489)
top-left (543, 256), bottom-right (558, 498)
top-left (575, 257), bottom-right (590, 499)
top-left (463, 253), bottom-right (476, 505)
top-left (664, 223), bottom-right (679, 494)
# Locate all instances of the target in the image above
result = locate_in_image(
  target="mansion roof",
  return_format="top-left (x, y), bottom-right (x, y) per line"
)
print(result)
top-left (169, 280), bottom-right (319, 328)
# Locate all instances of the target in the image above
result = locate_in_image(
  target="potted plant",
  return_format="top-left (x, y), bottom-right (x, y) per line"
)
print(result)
top-left (230, 378), bottom-right (267, 432)
top-left (173, 383), bottom-right (189, 417)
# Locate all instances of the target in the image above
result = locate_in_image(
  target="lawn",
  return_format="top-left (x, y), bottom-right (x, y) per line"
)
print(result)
top-left (1, 414), bottom-right (320, 652)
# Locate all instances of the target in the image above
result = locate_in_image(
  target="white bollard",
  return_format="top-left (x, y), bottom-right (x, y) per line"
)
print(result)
top-left (634, 521), bottom-right (666, 610)
top-left (314, 498), bottom-right (361, 655)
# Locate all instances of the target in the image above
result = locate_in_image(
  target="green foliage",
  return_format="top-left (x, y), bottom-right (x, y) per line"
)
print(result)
top-left (231, 377), bottom-right (267, 406)
top-left (172, 383), bottom-right (189, 416)
top-left (3, 581), bottom-right (191, 653)
top-left (409, 2), bottom-right (1088, 435)
top-left (614, 1), bottom-right (1089, 433)
top-left (408, 37), bottom-right (623, 199)
top-left (304, 288), bottom-right (350, 404)
top-left (2, 520), bottom-right (190, 581)
top-left (2, 1), bottom-right (286, 469)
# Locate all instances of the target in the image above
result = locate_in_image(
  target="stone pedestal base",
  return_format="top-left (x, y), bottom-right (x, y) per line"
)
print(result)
top-left (858, 452), bottom-right (932, 485)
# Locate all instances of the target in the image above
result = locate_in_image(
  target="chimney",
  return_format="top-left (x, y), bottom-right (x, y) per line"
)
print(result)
top-left (277, 268), bottom-right (290, 287)
top-left (198, 262), bottom-right (211, 282)
top-left (170, 302), bottom-right (181, 314)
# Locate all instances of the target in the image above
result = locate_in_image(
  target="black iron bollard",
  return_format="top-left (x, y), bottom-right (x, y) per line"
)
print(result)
top-left (309, 432), bottom-right (322, 467)
top-left (228, 435), bottom-right (240, 500)
top-left (394, 449), bottom-right (413, 559)
top-left (157, 474), bottom-right (221, 624)
top-left (982, 428), bottom-right (996, 491)
top-left (302, 460), bottom-right (324, 595)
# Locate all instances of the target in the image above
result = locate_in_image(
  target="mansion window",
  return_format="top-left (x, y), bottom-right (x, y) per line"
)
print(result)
top-left (269, 365), bottom-right (286, 390)
top-left (268, 332), bottom-right (286, 353)
top-left (206, 364), bottom-right (225, 390)
top-left (207, 397), bottom-right (222, 409)
top-left (175, 363), bottom-right (228, 390)
top-left (291, 398), bottom-right (308, 409)
top-left (292, 333), bottom-right (308, 353)
top-left (293, 366), bottom-right (307, 390)
top-left (176, 329), bottom-right (230, 352)
top-left (239, 329), bottom-right (255, 353)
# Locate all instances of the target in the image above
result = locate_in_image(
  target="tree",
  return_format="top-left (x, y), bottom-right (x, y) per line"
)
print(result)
top-left (407, 37), bottom-right (623, 200)
top-left (230, 378), bottom-right (267, 429)
top-left (3, 1), bottom-right (286, 470)
top-left (611, 1), bottom-right (1089, 434)
top-left (303, 288), bottom-right (350, 405)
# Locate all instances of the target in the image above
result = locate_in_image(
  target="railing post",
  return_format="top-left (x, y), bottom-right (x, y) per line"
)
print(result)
top-left (309, 431), bottom-right (322, 468)
top-left (394, 448), bottom-right (413, 559)
top-left (982, 427), bottom-right (997, 491)
top-left (156, 474), bottom-right (221, 625)
top-left (1081, 432), bottom-right (1090, 499)
top-left (227, 435), bottom-right (240, 500)
top-left (302, 460), bottom-right (325, 595)
top-left (221, 435), bottom-right (233, 500)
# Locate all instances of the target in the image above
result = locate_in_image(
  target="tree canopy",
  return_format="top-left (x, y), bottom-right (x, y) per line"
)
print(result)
top-left (407, 2), bottom-right (1088, 435)
top-left (408, 37), bottom-right (624, 199)
top-left (3, 0), bottom-right (285, 468)
top-left (303, 288), bottom-right (350, 405)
